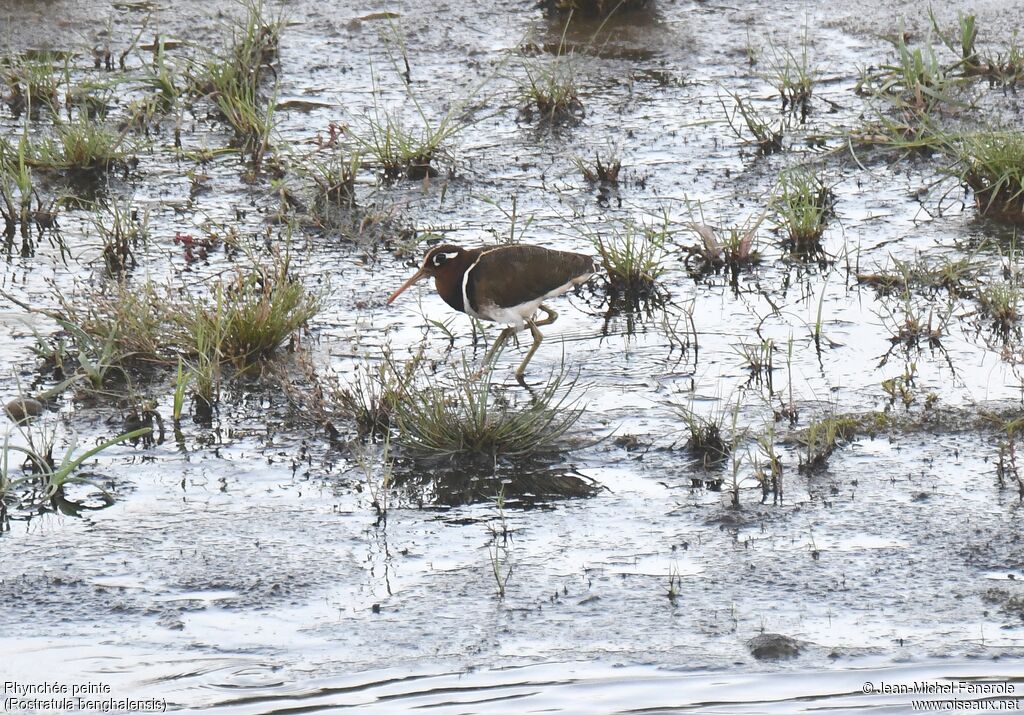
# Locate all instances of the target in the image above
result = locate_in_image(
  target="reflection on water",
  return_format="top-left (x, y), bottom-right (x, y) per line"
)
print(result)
top-left (394, 458), bottom-right (601, 507)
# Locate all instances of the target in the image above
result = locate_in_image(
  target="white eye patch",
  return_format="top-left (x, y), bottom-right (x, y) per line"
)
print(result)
top-left (431, 251), bottom-right (460, 266)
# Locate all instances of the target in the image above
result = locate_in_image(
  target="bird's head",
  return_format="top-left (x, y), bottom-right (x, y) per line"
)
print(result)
top-left (387, 244), bottom-right (467, 304)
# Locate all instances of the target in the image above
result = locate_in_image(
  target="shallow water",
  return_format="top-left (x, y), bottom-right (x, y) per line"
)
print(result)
top-left (5, 639), bottom-right (1023, 713)
top-left (3, 0), bottom-right (1024, 711)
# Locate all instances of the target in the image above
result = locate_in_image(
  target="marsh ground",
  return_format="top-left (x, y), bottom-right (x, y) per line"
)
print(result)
top-left (2, 0), bottom-right (1024, 711)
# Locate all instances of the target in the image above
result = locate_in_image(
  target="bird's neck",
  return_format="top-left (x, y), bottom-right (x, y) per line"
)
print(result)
top-left (433, 250), bottom-right (479, 314)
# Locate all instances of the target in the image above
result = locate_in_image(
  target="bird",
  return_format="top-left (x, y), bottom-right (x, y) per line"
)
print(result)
top-left (387, 243), bottom-right (598, 379)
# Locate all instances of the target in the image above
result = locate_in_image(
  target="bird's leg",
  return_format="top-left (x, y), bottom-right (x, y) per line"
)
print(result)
top-left (482, 326), bottom-right (515, 369)
top-left (515, 319), bottom-right (544, 381)
top-left (534, 304), bottom-right (558, 327)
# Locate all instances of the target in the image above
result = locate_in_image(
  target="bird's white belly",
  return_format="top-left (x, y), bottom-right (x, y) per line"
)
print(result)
top-left (468, 272), bottom-right (593, 329)
top-left (471, 296), bottom-right (546, 329)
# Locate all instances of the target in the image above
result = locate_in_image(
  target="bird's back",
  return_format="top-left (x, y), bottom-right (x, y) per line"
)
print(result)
top-left (466, 245), bottom-right (596, 313)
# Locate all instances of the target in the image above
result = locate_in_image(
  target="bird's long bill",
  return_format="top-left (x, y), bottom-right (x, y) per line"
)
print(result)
top-left (386, 269), bottom-right (427, 305)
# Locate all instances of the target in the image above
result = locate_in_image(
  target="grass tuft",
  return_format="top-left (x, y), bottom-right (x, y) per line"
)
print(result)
top-left (983, 32), bottom-right (1024, 90)
top-left (50, 279), bottom-right (170, 372)
top-left (856, 32), bottom-right (963, 114)
top-left (394, 361), bottom-right (584, 461)
top-left (798, 414), bottom-right (860, 473)
top-left (879, 294), bottom-right (952, 352)
top-left (338, 350), bottom-right (420, 438)
top-left (978, 280), bottom-right (1022, 336)
top-left (856, 254), bottom-right (982, 298)
top-left (520, 54), bottom-right (583, 124)
top-left (674, 400), bottom-right (733, 467)
top-left (930, 9), bottom-right (980, 75)
top-left (775, 168), bottom-right (834, 256)
top-left (760, 32), bottom-right (817, 117)
top-left (187, 0), bottom-right (283, 169)
top-left (0, 134), bottom-right (54, 240)
top-left (574, 151), bottom-right (621, 184)
top-left (2, 421), bottom-right (150, 514)
top-left (949, 131), bottom-right (1024, 222)
top-left (350, 106), bottom-right (456, 181)
top-left (684, 210), bottom-right (765, 283)
top-left (188, 259), bottom-right (320, 369)
top-left (27, 114), bottom-right (133, 174)
top-left (723, 93), bottom-right (784, 153)
top-left (588, 217), bottom-right (669, 309)
top-left (94, 198), bottom-right (149, 275)
top-left (19, 249), bottom-right (319, 401)
top-left (2, 53), bottom-right (63, 116)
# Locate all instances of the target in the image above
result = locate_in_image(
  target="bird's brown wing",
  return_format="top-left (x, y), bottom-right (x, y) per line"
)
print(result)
top-left (467, 245), bottom-right (596, 310)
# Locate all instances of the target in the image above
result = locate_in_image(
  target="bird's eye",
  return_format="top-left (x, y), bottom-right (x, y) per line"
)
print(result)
top-left (431, 251), bottom-right (459, 267)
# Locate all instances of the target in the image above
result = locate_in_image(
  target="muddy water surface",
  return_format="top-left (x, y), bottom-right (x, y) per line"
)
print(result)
top-left (3, 0), bottom-right (1024, 712)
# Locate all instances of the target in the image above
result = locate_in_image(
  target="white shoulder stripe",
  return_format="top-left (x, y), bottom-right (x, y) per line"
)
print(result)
top-left (462, 252), bottom-right (487, 317)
